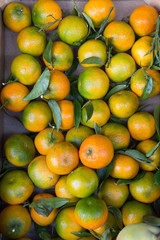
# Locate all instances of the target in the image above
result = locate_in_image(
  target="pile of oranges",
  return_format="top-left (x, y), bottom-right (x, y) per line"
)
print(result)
top-left (0, 0), bottom-right (160, 239)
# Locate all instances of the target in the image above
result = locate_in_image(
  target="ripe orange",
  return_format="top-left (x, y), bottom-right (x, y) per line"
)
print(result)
top-left (110, 154), bottom-right (139, 179)
top-left (34, 127), bottom-right (64, 155)
top-left (30, 193), bottom-right (58, 226)
top-left (0, 205), bottom-right (31, 239)
top-left (3, 2), bottom-right (31, 32)
top-left (57, 100), bottom-right (74, 130)
top-left (32, 0), bottom-right (62, 31)
top-left (78, 39), bottom-right (107, 68)
top-left (81, 100), bottom-right (110, 128)
top-left (129, 5), bottom-right (159, 36)
top-left (127, 112), bottom-right (156, 141)
top-left (0, 82), bottom-right (30, 112)
top-left (11, 54), bottom-right (41, 85)
top-left (78, 67), bottom-right (109, 100)
top-left (4, 133), bottom-right (36, 167)
top-left (105, 53), bottom-right (136, 82)
top-left (46, 141), bottom-right (79, 175)
top-left (79, 134), bottom-right (114, 169)
top-left (0, 170), bottom-right (34, 205)
top-left (74, 196), bottom-right (108, 230)
top-left (103, 20), bottom-right (135, 52)
top-left (28, 155), bottom-right (59, 189)
top-left (83, 0), bottom-right (115, 28)
top-left (17, 26), bottom-right (47, 57)
top-left (98, 177), bottom-right (129, 208)
top-left (22, 100), bottom-right (52, 132)
top-left (108, 90), bottom-right (139, 118)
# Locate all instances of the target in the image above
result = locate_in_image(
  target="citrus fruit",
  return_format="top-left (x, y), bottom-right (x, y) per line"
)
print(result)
top-left (17, 26), bottom-right (47, 57)
top-left (108, 90), bottom-right (139, 118)
top-left (28, 155), bottom-right (59, 189)
top-left (46, 141), bottom-right (79, 175)
top-left (0, 205), bottom-right (31, 239)
top-left (58, 15), bottom-right (88, 46)
top-left (11, 54), bottom-right (41, 85)
top-left (127, 112), bottom-right (156, 141)
top-left (78, 67), bottom-right (109, 99)
top-left (57, 100), bottom-right (74, 130)
top-left (34, 127), bottom-right (64, 155)
top-left (78, 39), bottom-right (107, 68)
top-left (22, 100), bottom-right (52, 132)
top-left (79, 134), bottom-right (114, 169)
top-left (103, 20), bottom-right (135, 52)
top-left (32, 0), bottom-right (62, 31)
top-left (0, 82), bottom-right (30, 112)
top-left (4, 133), bottom-right (36, 167)
top-left (0, 170), bottom-right (34, 205)
top-left (105, 53), bottom-right (136, 82)
top-left (98, 177), bottom-right (129, 208)
top-left (3, 2), bottom-right (31, 32)
top-left (74, 196), bottom-right (108, 229)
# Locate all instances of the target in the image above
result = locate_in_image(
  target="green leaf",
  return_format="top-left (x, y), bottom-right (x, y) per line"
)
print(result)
top-left (82, 12), bottom-right (96, 32)
top-left (94, 122), bottom-right (101, 134)
top-left (72, 0), bottom-right (83, 18)
top-left (137, 104), bottom-right (150, 112)
top-left (105, 159), bottom-right (114, 179)
top-left (60, 201), bottom-right (77, 210)
top-left (154, 103), bottom-right (160, 137)
top-left (84, 101), bottom-right (94, 122)
top-left (151, 65), bottom-right (160, 70)
top-left (81, 56), bottom-right (104, 66)
top-left (71, 82), bottom-right (84, 105)
top-left (43, 32), bottom-right (57, 65)
top-left (37, 18), bottom-right (62, 32)
top-left (72, 231), bottom-right (92, 238)
top-left (115, 171), bottom-right (145, 186)
top-left (140, 70), bottom-right (153, 101)
top-left (35, 224), bottom-right (52, 240)
top-left (74, 99), bottom-right (81, 130)
top-left (2, 73), bottom-right (18, 85)
top-left (143, 215), bottom-right (160, 226)
top-left (48, 100), bottom-right (62, 131)
top-left (68, 75), bottom-right (79, 83)
top-left (108, 206), bottom-right (123, 230)
top-left (96, 166), bottom-right (108, 184)
top-left (146, 141), bottom-right (160, 158)
top-left (110, 116), bottom-right (127, 125)
top-left (155, 168), bottom-right (160, 187)
top-left (89, 230), bottom-right (100, 240)
top-left (104, 84), bottom-right (127, 101)
top-left (0, 233), bottom-right (2, 240)
top-left (101, 228), bottom-right (112, 240)
top-left (65, 58), bottom-right (79, 76)
top-left (23, 68), bottom-right (50, 101)
top-left (0, 159), bottom-right (20, 178)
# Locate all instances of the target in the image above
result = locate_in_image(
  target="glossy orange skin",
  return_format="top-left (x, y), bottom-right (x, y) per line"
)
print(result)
top-left (30, 193), bottom-right (57, 226)
top-left (0, 82), bottom-right (30, 112)
top-left (57, 100), bottom-right (74, 130)
top-left (46, 141), bottom-right (79, 175)
top-left (0, 205), bottom-right (31, 239)
top-left (79, 134), bottom-right (114, 169)
top-left (129, 5), bottom-right (159, 36)
top-left (127, 112), bottom-right (156, 141)
top-left (110, 154), bottom-right (139, 179)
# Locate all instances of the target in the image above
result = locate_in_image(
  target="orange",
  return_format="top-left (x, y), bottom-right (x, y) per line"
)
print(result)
top-left (81, 100), bottom-right (110, 128)
top-left (28, 155), bottom-right (59, 189)
top-left (0, 170), bottom-right (34, 205)
top-left (46, 141), bottom-right (79, 175)
top-left (127, 112), bottom-right (156, 141)
top-left (129, 172), bottom-right (160, 203)
top-left (3, 2), bottom-right (31, 32)
top-left (55, 207), bottom-right (85, 240)
top-left (32, 0), bottom-right (62, 31)
top-left (79, 134), bottom-right (114, 169)
top-left (130, 68), bottom-right (160, 98)
top-left (65, 125), bottom-right (94, 149)
top-left (57, 100), bottom-right (74, 130)
top-left (101, 122), bottom-right (130, 150)
top-left (108, 90), bottom-right (139, 119)
top-left (17, 26), bottom-right (47, 57)
top-left (11, 54), bottom-right (41, 85)
top-left (83, 0), bottom-right (115, 28)
top-left (43, 41), bottom-right (74, 71)
top-left (122, 200), bottom-right (153, 226)
top-left (0, 82), bottom-right (30, 112)
top-left (55, 175), bottom-right (79, 202)
top-left (4, 133), bottom-right (36, 167)
top-left (136, 139), bottom-right (160, 171)
top-left (131, 36), bottom-right (155, 67)
top-left (103, 20), bottom-right (135, 52)
top-left (0, 205), bottom-right (31, 239)
top-left (22, 100), bottom-right (52, 132)
top-left (30, 193), bottom-right (57, 226)
top-left (98, 177), bottom-right (129, 208)
top-left (74, 196), bottom-right (108, 230)
top-left (66, 166), bottom-right (99, 198)
top-left (43, 70), bottom-right (70, 101)
top-left (78, 68), bottom-right (109, 100)
top-left (58, 15), bottom-right (88, 46)
top-left (110, 154), bottom-right (139, 179)
top-left (34, 127), bottom-right (64, 155)
top-left (105, 53), bottom-right (136, 82)
top-left (129, 5), bottom-right (159, 36)
top-left (78, 39), bottom-right (107, 68)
